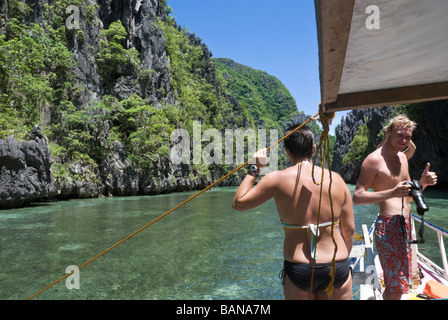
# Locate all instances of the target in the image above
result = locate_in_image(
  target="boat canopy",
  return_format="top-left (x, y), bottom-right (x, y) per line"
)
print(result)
top-left (315, 0), bottom-right (448, 113)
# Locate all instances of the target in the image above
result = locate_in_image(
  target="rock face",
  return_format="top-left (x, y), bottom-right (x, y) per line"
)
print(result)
top-left (405, 100), bottom-right (448, 188)
top-left (0, 127), bottom-right (56, 208)
top-left (67, 0), bottom-right (175, 108)
top-left (332, 106), bottom-right (392, 183)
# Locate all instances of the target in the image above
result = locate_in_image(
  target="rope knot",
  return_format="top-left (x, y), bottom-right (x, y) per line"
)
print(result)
top-left (318, 103), bottom-right (335, 134)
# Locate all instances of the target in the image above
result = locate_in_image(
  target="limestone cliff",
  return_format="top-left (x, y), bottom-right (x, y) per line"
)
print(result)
top-left (0, 0), bottom-right (300, 208)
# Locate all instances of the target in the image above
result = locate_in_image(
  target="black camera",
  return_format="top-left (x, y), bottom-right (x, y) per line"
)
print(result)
top-left (405, 180), bottom-right (429, 215)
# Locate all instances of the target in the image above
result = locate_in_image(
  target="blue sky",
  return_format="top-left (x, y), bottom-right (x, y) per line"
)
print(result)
top-left (167, 0), bottom-right (345, 134)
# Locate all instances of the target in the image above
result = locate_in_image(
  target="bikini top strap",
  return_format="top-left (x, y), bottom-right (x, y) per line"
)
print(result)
top-left (280, 219), bottom-right (340, 261)
top-left (280, 219), bottom-right (339, 229)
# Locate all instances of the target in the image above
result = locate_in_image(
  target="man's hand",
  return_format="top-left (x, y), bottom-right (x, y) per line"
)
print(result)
top-left (420, 162), bottom-right (437, 188)
top-left (392, 181), bottom-right (412, 198)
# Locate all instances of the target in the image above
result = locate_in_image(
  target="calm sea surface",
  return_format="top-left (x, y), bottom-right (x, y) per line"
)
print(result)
top-left (1, 185), bottom-right (447, 300)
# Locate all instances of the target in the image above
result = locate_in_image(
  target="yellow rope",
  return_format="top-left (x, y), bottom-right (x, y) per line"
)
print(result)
top-left (27, 113), bottom-right (320, 300)
top-left (352, 288), bottom-right (361, 298)
top-left (309, 106), bottom-right (336, 299)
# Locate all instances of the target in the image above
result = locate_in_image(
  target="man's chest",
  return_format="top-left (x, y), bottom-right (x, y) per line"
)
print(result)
top-left (375, 158), bottom-right (409, 186)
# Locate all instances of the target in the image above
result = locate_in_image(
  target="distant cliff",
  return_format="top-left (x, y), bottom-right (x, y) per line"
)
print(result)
top-left (332, 100), bottom-right (448, 187)
top-left (214, 58), bottom-right (299, 130)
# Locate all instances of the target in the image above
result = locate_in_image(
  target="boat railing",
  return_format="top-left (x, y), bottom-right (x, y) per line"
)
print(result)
top-left (350, 222), bottom-right (375, 272)
top-left (350, 222), bottom-right (382, 300)
top-left (351, 215), bottom-right (448, 299)
top-left (411, 214), bottom-right (448, 281)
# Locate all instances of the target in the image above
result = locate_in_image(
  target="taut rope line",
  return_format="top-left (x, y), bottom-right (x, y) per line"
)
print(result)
top-left (27, 112), bottom-right (320, 300)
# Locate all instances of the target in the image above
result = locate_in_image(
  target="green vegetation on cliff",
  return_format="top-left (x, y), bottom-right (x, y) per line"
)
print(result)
top-left (342, 120), bottom-right (375, 167)
top-left (0, 15), bottom-right (76, 139)
top-left (214, 58), bottom-right (298, 130)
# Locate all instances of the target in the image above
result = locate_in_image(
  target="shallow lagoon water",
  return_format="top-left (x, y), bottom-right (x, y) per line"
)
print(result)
top-left (0, 185), bottom-right (446, 300)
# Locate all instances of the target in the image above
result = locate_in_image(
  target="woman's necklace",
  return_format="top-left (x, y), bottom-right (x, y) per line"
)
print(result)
top-left (295, 160), bottom-right (311, 166)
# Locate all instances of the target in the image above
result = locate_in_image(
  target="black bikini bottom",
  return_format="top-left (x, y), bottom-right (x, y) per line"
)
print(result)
top-left (281, 258), bottom-right (351, 292)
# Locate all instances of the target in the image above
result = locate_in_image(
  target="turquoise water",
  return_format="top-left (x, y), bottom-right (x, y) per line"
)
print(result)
top-left (0, 185), bottom-right (446, 300)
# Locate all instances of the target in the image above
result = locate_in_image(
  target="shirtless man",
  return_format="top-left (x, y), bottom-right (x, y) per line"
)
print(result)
top-left (233, 125), bottom-right (355, 300)
top-left (353, 115), bottom-right (438, 300)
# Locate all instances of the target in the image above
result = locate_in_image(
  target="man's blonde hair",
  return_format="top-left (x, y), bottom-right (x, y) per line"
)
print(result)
top-left (383, 115), bottom-right (417, 133)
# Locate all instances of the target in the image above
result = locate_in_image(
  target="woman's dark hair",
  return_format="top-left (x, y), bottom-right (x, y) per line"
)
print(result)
top-left (283, 124), bottom-right (314, 160)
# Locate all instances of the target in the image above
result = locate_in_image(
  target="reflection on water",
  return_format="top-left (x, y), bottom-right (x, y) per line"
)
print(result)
top-left (0, 185), bottom-right (446, 300)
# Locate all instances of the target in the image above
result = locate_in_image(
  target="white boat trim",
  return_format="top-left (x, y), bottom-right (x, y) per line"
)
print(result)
top-left (411, 214), bottom-right (448, 281)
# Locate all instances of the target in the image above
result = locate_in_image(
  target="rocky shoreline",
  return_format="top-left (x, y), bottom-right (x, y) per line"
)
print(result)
top-left (0, 126), bottom-right (244, 209)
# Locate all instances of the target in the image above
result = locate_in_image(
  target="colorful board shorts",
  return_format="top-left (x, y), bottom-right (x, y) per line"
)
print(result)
top-left (374, 214), bottom-right (412, 294)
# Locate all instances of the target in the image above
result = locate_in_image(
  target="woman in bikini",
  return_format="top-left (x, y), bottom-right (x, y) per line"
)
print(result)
top-left (233, 125), bottom-right (355, 300)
